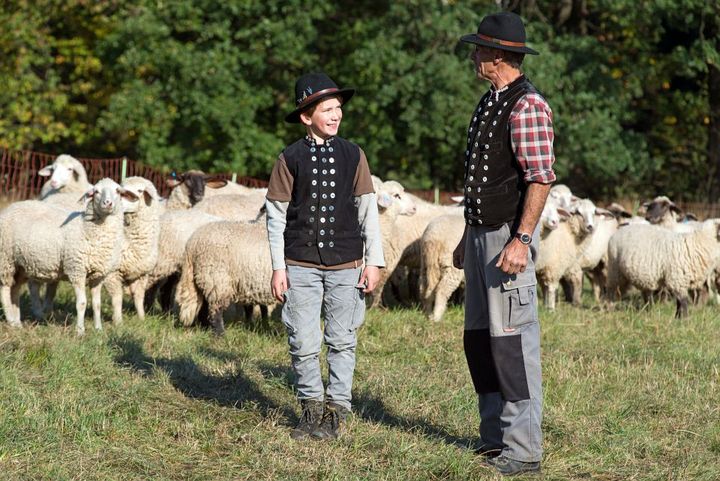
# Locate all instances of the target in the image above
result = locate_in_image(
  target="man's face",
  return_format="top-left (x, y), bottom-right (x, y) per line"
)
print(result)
top-left (301, 96), bottom-right (343, 139)
top-left (471, 45), bottom-right (497, 80)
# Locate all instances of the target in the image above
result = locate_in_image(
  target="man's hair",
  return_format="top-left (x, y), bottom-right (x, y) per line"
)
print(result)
top-left (503, 51), bottom-right (525, 68)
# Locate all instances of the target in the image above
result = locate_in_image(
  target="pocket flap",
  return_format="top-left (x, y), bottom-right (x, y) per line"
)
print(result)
top-left (500, 272), bottom-right (536, 292)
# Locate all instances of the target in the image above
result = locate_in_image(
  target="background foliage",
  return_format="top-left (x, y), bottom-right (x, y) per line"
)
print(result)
top-left (1, 0), bottom-right (719, 201)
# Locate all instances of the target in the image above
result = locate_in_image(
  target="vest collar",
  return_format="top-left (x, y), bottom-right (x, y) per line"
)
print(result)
top-left (488, 74), bottom-right (526, 101)
top-left (304, 134), bottom-right (336, 148)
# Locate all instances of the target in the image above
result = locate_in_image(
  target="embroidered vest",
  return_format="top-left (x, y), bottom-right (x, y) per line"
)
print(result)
top-left (463, 76), bottom-right (537, 228)
top-left (283, 136), bottom-right (363, 265)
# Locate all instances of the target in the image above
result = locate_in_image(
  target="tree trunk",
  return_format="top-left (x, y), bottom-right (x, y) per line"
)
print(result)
top-left (708, 62), bottom-right (720, 201)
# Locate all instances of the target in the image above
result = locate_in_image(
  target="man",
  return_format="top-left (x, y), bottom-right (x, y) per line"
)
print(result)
top-left (453, 11), bottom-right (556, 477)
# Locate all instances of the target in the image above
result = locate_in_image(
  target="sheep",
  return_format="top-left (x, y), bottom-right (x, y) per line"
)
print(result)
top-left (0, 178), bottom-right (136, 334)
top-left (140, 209), bottom-right (224, 312)
top-left (536, 198), bottom-right (602, 310)
top-left (101, 177), bottom-right (163, 324)
top-left (174, 220), bottom-right (274, 335)
top-left (419, 214), bottom-right (466, 322)
top-left (369, 180), bottom-right (459, 307)
top-left (192, 191), bottom-right (267, 222)
top-left (606, 220), bottom-right (720, 318)
top-left (165, 170), bottom-right (254, 210)
top-left (38, 154), bottom-right (91, 200)
top-left (549, 183), bottom-right (573, 209)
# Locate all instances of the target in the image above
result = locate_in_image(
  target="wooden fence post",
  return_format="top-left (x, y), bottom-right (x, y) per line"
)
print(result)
top-left (231, 173), bottom-right (237, 183)
top-left (434, 186), bottom-right (440, 205)
top-left (121, 157), bottom-right (127, 182)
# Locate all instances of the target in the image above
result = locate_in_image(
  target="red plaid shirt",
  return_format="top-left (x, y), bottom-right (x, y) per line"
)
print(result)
top-left (508, 92), bottom-right (556, 184)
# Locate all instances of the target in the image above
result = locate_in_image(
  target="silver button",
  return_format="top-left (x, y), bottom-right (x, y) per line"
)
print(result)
top-left (469, 176), bottom-right (474, 181)
top-left (330, 169), bottom-right (335, 174)
top-left (330, 181), bottom-right (335, 187)
top-left (484, 154), bottom-right (489, 160)
top-left (476, 198), bottom-right (481, 204)
top-left (322, 181), bottom-right (327, 186)
top-left (483, 165), bottom-right (489, 171)
top-left (312, 193), bottom-right (317, 199)
top-left (482, 176), bottom-right (487, 182)
top-left (473, 116), bottom-right (477, 122)
top-left (329, 217), bottom-right (335, 222)
top-left (472, 153), bottom-right (476, 158)
top-left (320, 217), bottom-right (326, 223)
top-left (488, 101), bottom-right (493, 106)
top-left (329, 206), bottom-right (334, 211)
top-left (321, 147), bottom-right (326, 152)
top-left (485, 144), bottom-right (489, 149)
top-left (320, 229), bottom-right (325, 235)
top-left (329, 241), bottom-right (334, 247)
top-left (318, 242), bottom-right (324, 248)
top-left (478, 219), bottom-right (483, 224)
top-left (312, 156), bottom-right (317, 161)
top-left (476, 187), bottom-right (482, 193)
top-left (474, 142), bottom-right (478, 147)
top-left (312, 180), bottom-right (317, 186)
top-left (313, 168), bottom-right (318, 174)
top-left (470, 164), bottom-right (475, 170)
top-left (309, 217), bottom-right (315, 222)
top-left (488, 132), bottom-right (493, 138)
top-left (498, 110), bottom-right (502, 115)
top-left (467, 187), bottom-right (471, 192)
top-left (330, 193), bottom-right (335, 198)
top-left (321, 206), bottom-right (326, 212)
top-left (503, 101), bottom-right (508, 106)
top-left (322, 194), bottom-right (327, 199)
top-left (329, 158), bottom-right (335, 163)
top-left (322, 158), bottom-right (327, 163)
top-left (330, 230), bottom-right (334, 235)
top-left (467, 207), bottom-right (471, 212)
top-left (311, 206), bottom-right (316, 211)
top-left (329, 147), bottom-right (334, 152)
top-left (492, 121), bottom-right (497, 125)
top-left (311, 147), bottom-right (316, 153)
top-left (322, 169), bottom-right (327, 175)
top-left (476, 208), bottom-right (481, 213)
top-left (484, 111), bottom-right (489, 116)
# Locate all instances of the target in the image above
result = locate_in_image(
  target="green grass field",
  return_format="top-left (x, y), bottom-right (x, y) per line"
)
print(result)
top-left (1, 292), bottom-right (719, 480)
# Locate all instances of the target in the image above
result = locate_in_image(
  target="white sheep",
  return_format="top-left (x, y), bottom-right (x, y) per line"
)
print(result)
top-left (0, 178), bottom-right (136, 334)
top-left (549, 183), bottom-right (573, 209)
top-left (102, 177), bottom-right (163, 324)
top-left (606, 220), bottom-right (720, 318)
top-left (38, 154), bottom-right (91, 200)
top-left (175, 220), bottom-right (274, 335)
top-left (536, 198), bottom-right (602, 310)
top-left (419, 213), bottom-right (466, 322)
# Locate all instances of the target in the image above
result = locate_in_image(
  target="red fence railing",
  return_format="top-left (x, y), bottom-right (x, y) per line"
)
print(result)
top-left (0, 148), bottom-right (268, 201)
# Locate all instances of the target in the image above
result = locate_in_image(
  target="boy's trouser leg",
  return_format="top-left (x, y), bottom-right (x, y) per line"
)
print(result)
top-left (464, 225), bottom-right (543, 463)
top-left (284, 266), bottom-right (325, 401)
top-left (322, 266), bottom-right (364, 410)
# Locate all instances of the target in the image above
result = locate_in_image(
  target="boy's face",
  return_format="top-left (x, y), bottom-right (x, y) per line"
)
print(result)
top-left (300, 96), bottom-right (343, 139)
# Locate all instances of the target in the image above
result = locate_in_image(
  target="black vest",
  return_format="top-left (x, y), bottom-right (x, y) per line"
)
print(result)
top-left (283, 136), bottom-right (364, 265)
top-left (463, 76), bottom-right (538, 228)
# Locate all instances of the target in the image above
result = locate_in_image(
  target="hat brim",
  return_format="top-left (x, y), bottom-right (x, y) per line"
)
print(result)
top-left (285, 88), bottom-right (355, 124)
top-left (460, 33), bottom-right (539, 55)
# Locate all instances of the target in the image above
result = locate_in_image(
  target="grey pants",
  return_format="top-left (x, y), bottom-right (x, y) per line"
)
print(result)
top-left (282, 265), bottom-right (365, 410)
top-left (463, 223), bottom-right (543, 463)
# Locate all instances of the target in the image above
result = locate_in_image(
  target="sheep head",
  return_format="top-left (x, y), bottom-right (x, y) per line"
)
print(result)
top-left (38, 154), bottom-right (86, 189)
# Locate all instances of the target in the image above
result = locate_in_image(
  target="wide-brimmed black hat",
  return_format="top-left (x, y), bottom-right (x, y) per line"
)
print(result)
top-left (460, 11), bottom-right (539, 55)
top-left (285, 72), bottom-right (355, 124)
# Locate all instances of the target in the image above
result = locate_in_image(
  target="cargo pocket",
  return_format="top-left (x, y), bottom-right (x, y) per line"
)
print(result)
top-left (501, 274), bottom-right (537, 331)
top-left (349, 289), bottom-right (366, 332)
top-left (281, 288), bottom-right (296, 335)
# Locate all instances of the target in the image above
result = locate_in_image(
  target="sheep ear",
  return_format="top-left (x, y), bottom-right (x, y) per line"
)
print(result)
top-left (595, 207), bottom-right (615, 219)
top-left (117, 187), bottom-right (139, 201)
top-left (205, 178), bottom-right (228, 189)
top-left (38, 165), bottom-right (54, 176)
top-left (78, 188), bottom-right (95, 204)
top-left (557, 207), bottom-right (572, 218)
top-left (450, 195), bottom-right (464, 204)
top-left (142, 183), bottom-right (161, 203)
top-left (377, 192), bottom-right (393, 208)
top-left (669, 203), bottom-right (683, 215)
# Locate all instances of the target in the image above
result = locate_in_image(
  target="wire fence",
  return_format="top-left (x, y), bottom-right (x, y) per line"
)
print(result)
top-left (0, 148), bottom-right (268, 201)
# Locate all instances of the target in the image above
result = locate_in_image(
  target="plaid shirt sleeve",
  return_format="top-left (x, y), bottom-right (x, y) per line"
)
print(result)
top-left (509, 93), bottom-right (556, 184)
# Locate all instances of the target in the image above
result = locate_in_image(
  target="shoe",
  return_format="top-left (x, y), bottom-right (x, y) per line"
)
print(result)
top-left (290, 399), bottom-right (324, 440)
top-left (311, 402), bottom-right (350, 440)
top-left (488, 454), bottom-right (541, 476)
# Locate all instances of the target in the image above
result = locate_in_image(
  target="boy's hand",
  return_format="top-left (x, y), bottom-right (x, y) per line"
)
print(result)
top-left (271, 269), bottom-right (289, 302)
top-left (358, 265), bottom-right (381, 293)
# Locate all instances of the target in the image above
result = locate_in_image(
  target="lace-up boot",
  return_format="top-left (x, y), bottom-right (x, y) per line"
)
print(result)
top-left (290, 399), bottom-right (324, 440)
top-left (311, 402), bottom-right (350, 440)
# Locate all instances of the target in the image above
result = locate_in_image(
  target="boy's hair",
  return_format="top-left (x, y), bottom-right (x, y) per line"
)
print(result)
top-left (302, 94), bottom-right (344, 118)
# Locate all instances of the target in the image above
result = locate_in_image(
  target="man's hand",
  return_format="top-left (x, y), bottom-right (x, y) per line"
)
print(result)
top-left (358, 265), bottom-right (381, 293)
top-left (496, 238), bottom-right (529, 275)
top-left (271, 269), bottom-right (289, 302)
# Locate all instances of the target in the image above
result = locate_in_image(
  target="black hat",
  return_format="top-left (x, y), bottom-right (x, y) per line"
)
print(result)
top-left (460, 11), bottom-right (539, 55)
top-left (285, 72), bottom-right (355, 124)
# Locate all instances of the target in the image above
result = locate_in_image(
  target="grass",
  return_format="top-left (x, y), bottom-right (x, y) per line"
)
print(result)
top-left (0, 290), bottom-right (719, 480)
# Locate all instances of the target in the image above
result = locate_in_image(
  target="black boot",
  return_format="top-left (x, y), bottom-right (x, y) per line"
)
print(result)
top-left (311, 402), bottom-right (350, 440)
top-left (290, 399), bottom-right (324, 440)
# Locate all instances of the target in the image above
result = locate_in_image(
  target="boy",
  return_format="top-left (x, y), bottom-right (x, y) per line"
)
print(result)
top-left (265, 72), bottom-right (384, 440)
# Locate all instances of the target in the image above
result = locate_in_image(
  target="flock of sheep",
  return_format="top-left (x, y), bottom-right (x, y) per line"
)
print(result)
top-left (1, 154), bottom-right (718, 337)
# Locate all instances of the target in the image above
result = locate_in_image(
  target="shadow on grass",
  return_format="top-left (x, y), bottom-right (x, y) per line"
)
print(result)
top-left (353, 389), bottom-right (477, 451)
top-left (107, 331), bottom-right (297, 424)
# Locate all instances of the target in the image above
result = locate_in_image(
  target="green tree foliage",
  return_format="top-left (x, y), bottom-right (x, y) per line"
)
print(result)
top-left (1, 0), bottom-right (719, 201)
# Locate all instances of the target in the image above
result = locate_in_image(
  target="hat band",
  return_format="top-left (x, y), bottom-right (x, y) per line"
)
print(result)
top-left (296, 87), bottom-right (341, 110)
top-left (476, 33), bottom-right (527, 48)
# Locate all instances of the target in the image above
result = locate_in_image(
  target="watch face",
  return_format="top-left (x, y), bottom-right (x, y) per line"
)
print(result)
top-left (518, 233), bottom-right (531, 244)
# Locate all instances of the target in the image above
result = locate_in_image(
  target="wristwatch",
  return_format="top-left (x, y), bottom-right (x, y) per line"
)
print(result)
top-left (515, 232), bottom-right (532, 245)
